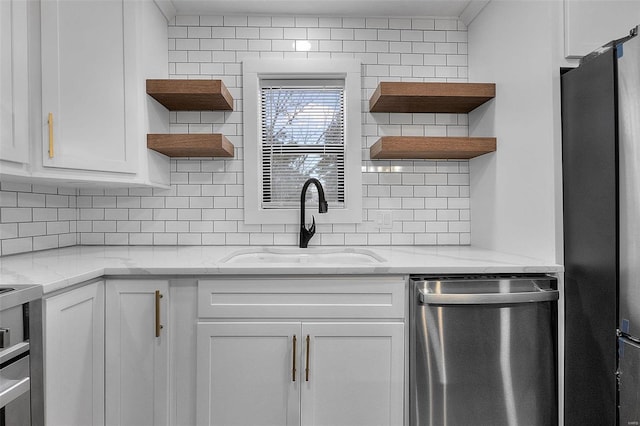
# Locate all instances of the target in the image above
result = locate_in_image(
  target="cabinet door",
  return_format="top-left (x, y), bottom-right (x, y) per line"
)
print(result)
top-left (197, 322), bottom-right (301, 426)
top-left (105, 280), bottom-right (169, 426)
top-left (40, 0), bottom-right (136, 173)
top-left (0, 0), bottom-right (29, 166)
top-left (300, 322), bottom-right (404, 426)
top-left (44, 281), bottom-right (105, 426)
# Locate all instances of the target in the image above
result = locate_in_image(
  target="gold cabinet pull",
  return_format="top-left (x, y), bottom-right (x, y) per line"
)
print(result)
top-left (155, 290), bottom-right (163, 337)
top-left (305, 335), bottom-right (310, 382)
top-left (292, 335), bottom-right (297, 382)
top-left (48, 112), bottom-right (54, 158)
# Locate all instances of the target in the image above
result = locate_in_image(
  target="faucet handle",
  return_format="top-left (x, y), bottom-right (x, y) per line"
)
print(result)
top-left (308, 216), bottom-right (316, 234)
top-left (299, 216), bottom-right (316, 248)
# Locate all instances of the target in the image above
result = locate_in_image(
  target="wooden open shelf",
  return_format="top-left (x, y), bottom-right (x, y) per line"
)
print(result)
top-left (369, 82), bottom-right (495, 113)
top-left (146, 79), bottom-right (234, 111)
top-left (147, 134), bottom-right (234, 158)
top-left (370, 136), bottom-right (496, 160)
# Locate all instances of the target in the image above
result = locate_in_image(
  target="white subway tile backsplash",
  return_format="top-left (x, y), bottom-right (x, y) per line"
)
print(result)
top-left (105, 209), bottom-right (128, 221)
top-left (2, 208), bottom-right (32, 223)
top-left (19, 222), bottom-right (46, 237)
top-left (0, 14), bottom-right (470, 257)
top-left (0, 192), bottom-right (16, 207)
top-left (188, 26), bottom-right (212, 39)
top-left (32, 235), bottom-right (60, 250)
top-left (47, 222), bottom-right (70, 234)
top-left (175, 38), bottom-right (199, 50)
top-left (426, 198), bottom-right (448, 209)
top-left (2, 237), bottom-right (33, 255)
top-left (364, 18), bottom-right (387, 29)
top-left (0, 224), bottom-right (18, 240)
top-left (46, 194), bottom-right (69, 208)
top-left (423, 31), bottom-right (447, 42)
top-left (412, 66), bottom-right (436, 78)
top-left (168, 26), bottom-right (188, 38)
top-left (341, 18), bottom-right (365, 28)
top-left (248, 16), bottom-right (271, 27)
top-left (93, 221), bottom-right (116, 233)
top-left (388, 18), bottom-right (411, 30)
top-left (154, 233), bottom-right (178, 245)
top-left (105, 233), bottom-right (129, 245)
top-left (175, 62), bottom-right (200, 74)
top-left (17, 193), bottom-right (45, 207)
top-left (166, 221), bottom-right (189, 232)
top-left (250, 233), bottom-right (273, 245)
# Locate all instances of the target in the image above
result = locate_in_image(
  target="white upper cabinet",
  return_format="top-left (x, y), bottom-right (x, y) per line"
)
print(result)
top-left (564, 0), bottom-right (640, 58)
top-left (0, 0), bottom-right (29, 175)
top-left (40, 0), bottom-right (136, 174)
top-left (1, 0), bottom-right (170, 187)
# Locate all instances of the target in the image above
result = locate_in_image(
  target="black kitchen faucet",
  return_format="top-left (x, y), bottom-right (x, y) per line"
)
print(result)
top-left (299, 178), bottom-right (328, 248)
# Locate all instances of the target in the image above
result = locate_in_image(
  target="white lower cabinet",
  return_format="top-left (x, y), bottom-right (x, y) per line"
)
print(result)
top-left (301, 322), bottom-right (404, 426)
top-left (197, 322), bottom-right (301, 426)
top-left (44, 281), bottom-right (105, 426)
top-left (43, 279), bottom-right (170, 426)
top-left (197, 321), bottom-right (404, 426)
top-left (196, 277), bottom-right (406, 426)
top-left (44, 276), bottom-right (405, 426)
top-left (105, 280), bottom-right (170, 426)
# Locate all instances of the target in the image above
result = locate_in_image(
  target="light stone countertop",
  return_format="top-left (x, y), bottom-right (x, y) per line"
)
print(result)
top-left (0, 245), bottom-right (563, 295)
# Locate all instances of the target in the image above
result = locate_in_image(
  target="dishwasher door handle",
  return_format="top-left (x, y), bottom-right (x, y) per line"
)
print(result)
top-left (418, 288), bottom-right (559, 305)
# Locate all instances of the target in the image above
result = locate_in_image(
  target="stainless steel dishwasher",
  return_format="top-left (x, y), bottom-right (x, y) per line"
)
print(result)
top-left (410, 275), bottom-right (559, 426)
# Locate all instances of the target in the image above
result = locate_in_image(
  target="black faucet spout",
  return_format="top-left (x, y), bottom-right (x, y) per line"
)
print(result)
top-left (299, 178), bottom-right (328, 248)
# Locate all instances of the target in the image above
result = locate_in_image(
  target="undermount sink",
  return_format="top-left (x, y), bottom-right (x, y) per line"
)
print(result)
top-left (220, 247), bottom-right (386, 264)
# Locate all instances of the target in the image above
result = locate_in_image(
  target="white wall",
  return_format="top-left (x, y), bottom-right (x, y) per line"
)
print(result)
top-left (468, 0), bottom-right (565, 263)
top-left (564, 0), bottom-right (640, 58)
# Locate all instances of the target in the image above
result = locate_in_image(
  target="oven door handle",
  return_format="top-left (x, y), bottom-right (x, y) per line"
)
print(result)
top-left (0, 376), bottom-right (30, 409)
top-left (0, 352), bottom-right (31, 409)
top-left (0, 342), bottom-right (29, 365)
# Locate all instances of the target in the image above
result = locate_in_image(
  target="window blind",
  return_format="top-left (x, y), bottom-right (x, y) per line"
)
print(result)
top-left (260, 81), bottom-right (345, 209)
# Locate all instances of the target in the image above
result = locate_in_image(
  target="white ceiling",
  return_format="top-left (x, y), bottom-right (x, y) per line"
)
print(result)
top-left (169, 0), bottom-right (479, 19)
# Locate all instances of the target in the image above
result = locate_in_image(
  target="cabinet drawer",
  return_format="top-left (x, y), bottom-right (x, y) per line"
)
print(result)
top-left (198, 276), bottom-right (406, 319)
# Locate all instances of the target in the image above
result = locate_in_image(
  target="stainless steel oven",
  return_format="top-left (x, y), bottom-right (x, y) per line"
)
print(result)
top-left (0, 285), bottom-right (43, 426)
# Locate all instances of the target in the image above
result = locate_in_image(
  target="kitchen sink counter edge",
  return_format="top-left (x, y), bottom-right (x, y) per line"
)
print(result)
top-left (0, 245), bottom-right (562, 294)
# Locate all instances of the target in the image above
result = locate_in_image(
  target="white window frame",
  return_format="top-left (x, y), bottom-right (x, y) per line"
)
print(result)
top-left (243, 58), bottom-right (362, 225)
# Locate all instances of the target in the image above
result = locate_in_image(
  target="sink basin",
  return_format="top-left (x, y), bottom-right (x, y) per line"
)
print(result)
top-left (220, 247), bottom-right (386, 264)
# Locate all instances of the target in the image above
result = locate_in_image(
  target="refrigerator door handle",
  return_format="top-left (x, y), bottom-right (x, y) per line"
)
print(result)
top-left (418, 289), bottom-right (559, 305)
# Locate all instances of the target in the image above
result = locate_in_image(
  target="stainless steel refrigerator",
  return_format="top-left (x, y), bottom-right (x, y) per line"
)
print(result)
top-left (562, 25), bottom-right (640, 426)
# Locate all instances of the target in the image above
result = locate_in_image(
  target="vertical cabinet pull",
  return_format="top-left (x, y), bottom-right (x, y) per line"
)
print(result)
top-left (155, 290), bottom-right (163, 337)
top-left (305, 335), bottom-right (310, 382)
top-left (292, 335), bottom-right (297, 382)
top-left (48, 113), bottom-right (54, 158)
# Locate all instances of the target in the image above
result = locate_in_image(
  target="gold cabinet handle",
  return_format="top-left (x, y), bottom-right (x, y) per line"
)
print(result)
top-left (155, 290), bottom-right (163, 337)
top-left (292, 335), bottom-right (297, 382)
top-left (48, 112), bottom-right (54, 158)
top-left (305, 335), bottom-right (310, 382)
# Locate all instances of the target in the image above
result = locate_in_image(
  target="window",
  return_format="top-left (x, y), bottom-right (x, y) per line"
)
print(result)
top-left (261, 81), bottom-right (345, 209)
top-left (243, 59), bottom-right (362, 224)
